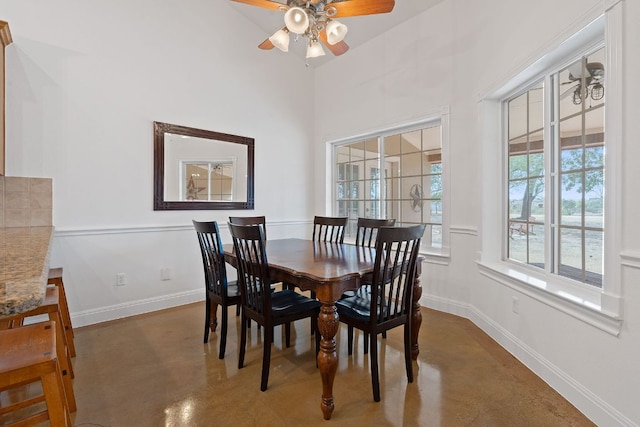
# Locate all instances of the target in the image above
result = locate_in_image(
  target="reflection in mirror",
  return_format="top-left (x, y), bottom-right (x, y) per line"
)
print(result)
top-left (154, 121), bottom-right (254, 210)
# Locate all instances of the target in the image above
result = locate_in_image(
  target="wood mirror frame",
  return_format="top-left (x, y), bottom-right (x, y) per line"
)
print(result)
top-left (153, 121), bottom-right (255, 210)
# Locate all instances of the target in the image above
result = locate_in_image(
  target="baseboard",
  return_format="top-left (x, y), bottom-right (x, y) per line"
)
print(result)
top-left (422, 294), bottom-right (636, 427)
top-left (70, 290), bottom-right (203, 328)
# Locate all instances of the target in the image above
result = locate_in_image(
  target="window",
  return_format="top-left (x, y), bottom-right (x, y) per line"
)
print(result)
top-left (505, 47), bottom-right (605, 288)
top-left (333, 118), bottom-right (446, 251)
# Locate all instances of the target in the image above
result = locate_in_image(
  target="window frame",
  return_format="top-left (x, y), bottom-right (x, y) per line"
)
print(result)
top-left (329, 107), bottom-right (451, 262)
top-left (478, 7), bottom-right (623, 335)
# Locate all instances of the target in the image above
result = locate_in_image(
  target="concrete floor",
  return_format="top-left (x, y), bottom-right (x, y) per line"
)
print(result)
top-left (2, 303), bottom-right (594, 426)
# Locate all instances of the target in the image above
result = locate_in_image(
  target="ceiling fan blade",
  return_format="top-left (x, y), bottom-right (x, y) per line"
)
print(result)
top-left (258, 38), bottom-right (275, 50)
top-left (329, 0), bottom-right (395, 17)
top-left (319, 30), bottom-right (349, 56)
top-left (230, 0), bottom-right (285, 12)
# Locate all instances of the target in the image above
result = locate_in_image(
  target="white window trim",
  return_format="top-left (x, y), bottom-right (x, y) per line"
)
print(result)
top-left (328, 106), bottom-right (451, 263)
top-left (478, 1), bottom-right (623, 336)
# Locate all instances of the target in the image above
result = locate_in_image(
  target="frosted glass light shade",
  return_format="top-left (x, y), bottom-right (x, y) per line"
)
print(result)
top-left (284, 7), bottom-right (309, 34)
top-left (269, 29), bottom-right (289, 52)
top-left (306, 40), bottom-right (325, 58)
top-left (326, 20), bottom-right (347, 45)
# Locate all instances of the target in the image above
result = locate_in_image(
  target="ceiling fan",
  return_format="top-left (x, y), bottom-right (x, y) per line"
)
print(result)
top-left (561, 61), bottom-right (605, 105)
top-left (231, 0), bottom-right (396, 60)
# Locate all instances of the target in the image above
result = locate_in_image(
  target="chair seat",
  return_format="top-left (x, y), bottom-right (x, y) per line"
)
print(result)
top-left (271, 290), bottom-right (321, 318)
top-left (336, 294), bottom-right (400, 323)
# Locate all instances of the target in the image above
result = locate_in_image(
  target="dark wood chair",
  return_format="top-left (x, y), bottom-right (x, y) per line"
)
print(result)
top-left (228, 222), bottom-right (321, 391)
top-left (336, 224), bottom-right (425, 402)
top-left (304, 215), bottom-right (349, 330)
top-left (355, 217), bottom-right (396, 247)
top-left (193, 220), bottom-right (240, 359)
top-left (312, 215), bottom-right (348, 243)
top-left (229, 216), bottom-right (267, 239)
top-left (347, 217), bottom-right (397, 348)
top-left (229, 216), bottom-right (269, 315)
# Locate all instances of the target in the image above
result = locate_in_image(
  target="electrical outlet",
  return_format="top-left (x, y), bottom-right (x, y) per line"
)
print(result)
top-left (160, 268), bottom-right (171, 281)
top-left (116, 273), bottom-right (126, 286)
top-left (512, 296), bottom-right (519, 314)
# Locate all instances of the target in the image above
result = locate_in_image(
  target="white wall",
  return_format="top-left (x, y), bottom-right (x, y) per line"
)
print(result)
top-left (2, 0), bottom-right (316, 324)
top-left (314, 0), bottom-right (639, 426)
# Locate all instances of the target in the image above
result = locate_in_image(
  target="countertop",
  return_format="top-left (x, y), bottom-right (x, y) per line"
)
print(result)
top-left (0, 226), bottom-right (54, 317)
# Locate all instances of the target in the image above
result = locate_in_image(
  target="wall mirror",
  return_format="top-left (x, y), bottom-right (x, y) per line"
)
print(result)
top-left (154, 121), bottom-right (254, 210)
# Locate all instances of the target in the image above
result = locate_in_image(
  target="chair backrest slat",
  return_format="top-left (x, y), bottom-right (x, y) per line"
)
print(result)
top-left (229, 223), bottom-right (272, 321)
top-left (312, 216), bottom-right (348, 243)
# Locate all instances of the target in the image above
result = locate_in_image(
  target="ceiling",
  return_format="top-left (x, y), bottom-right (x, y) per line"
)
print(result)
top-left (228, 0), bottom-right (446, 67)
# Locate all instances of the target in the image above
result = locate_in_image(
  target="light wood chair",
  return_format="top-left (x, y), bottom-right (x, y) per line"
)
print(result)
top-left (47, 267), bottom-right (75, 357)
top-left (0, 287), bottom-right (77, 412)
top-left (0, 321), bottom-right (72, 426)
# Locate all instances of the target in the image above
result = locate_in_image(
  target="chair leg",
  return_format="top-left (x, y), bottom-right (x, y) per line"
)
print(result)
top-left (347, 325), bottom-right (354, 356)
top-left (204, 295), bottom-right (211, 344)
top-left (238, 313), bottom-right (247, 369)
top-left (364, 332), bottom-right (369, 354)
top-left (309, 290), bottom-right (317, 335)
top-left (404, 324), bottom-right (414, 383)
top-left (236, 304), bottom-right (240, 316)
top-left (260, 326), bottom-right (273, 391)
top-left (315, 316), bottom-right (321, 367)
top-left (219, 305), bottom-right (229, 359)
top-left (370, 332), bottom-right (381, 402)
top-left (285, 322), bottom-right (291, 348)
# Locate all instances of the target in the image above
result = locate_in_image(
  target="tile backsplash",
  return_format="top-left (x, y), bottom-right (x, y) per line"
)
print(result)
top-left (0, 176), bottom-right (52, 227)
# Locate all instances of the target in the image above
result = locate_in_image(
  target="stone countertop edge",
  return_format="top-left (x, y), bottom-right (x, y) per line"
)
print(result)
top-left (0, 226), bottom-right (55, 317)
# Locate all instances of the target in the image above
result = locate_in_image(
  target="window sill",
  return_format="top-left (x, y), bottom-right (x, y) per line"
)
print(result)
top-left (420, 247), bottom-right (450, 265)
top-left (477, 260), bottom-right (622, 336)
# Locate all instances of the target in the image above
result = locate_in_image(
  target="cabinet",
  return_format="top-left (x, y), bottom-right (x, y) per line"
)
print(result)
top-left (0, 21), bottom-right (12, 176)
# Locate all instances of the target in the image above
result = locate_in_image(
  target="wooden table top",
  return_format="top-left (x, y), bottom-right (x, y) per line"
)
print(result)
top-left (0, 227), bottom-right (54, 317)
top-left (224, 238), bottom-right (376, 299)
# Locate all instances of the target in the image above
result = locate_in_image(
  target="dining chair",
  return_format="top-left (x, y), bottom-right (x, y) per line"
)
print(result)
top-left (0, 286), bottom-right (77, 413)
top-left (193, 220), bottom-right (241, 359)
top-left (305, 215), bottom-right (349, 330)
top-left (229, 216), bottom-right (269, 313)
top-left (347, 217), bottom-right (397, 349)
top-left (355, 217), bottom-right (397, 248)
top-left (312, 215), bottom-right (348, 243)
top-left (228, 222), bottom-right (321, 391)
top-left (0, 321), bottom-right (72, 426)
top-left (229, 216), bottom-right (267, 239)
top-left (336, 224), bottom-right (425, 402)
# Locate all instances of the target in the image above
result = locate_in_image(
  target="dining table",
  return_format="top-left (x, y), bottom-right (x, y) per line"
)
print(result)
top-left (223, 238), bottom-right (424, 420)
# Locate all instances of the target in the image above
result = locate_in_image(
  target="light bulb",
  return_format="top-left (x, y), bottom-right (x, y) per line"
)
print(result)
top-left (284, 7), bottom-right (309, 35)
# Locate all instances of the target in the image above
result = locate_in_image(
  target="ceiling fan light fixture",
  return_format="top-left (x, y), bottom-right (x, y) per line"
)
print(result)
top-left (268, 28), bottom-right (289, 52)
top-left (326, 19), bottom-right (348, 45)
top-left (591, 82), bottom-right (604, 100)
top-left (284, 7), bottom-right (309, 35)
top-left (306, 40), bottom-right (326, 59)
